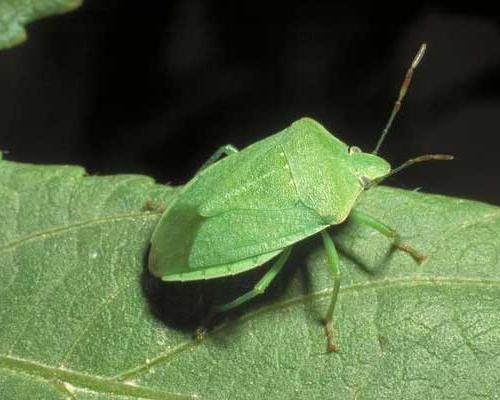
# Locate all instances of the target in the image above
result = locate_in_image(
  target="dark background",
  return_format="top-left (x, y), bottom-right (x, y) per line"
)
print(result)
top-left (0, 1), bottom-right (499, 203)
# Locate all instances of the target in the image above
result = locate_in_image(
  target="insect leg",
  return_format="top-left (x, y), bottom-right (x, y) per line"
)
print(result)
top-left (142, 199), bottom-right (166, 213)
top-left (320, 231), bottom-right (340, 353)
top-left (348, 209), bottom-right (425, 263)
top-left (198, 144), bottom-right (239, 171)
top-left (212, 247), bottom-right (292, 313)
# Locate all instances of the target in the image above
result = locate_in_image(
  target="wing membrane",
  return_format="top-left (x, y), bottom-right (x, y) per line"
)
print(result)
top-left (189, 203), bottom-right (326, 268)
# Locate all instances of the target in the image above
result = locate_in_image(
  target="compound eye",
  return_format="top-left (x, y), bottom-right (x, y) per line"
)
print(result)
top-left (348, 146), bottom-right (362, 155)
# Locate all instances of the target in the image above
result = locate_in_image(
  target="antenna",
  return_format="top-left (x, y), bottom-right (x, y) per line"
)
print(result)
top-left (366, 154), bottom-right (454, 189)
top-left (386, 154), bottom-right (453, 180)
top-left (373, 43), bottom-right (427, 155)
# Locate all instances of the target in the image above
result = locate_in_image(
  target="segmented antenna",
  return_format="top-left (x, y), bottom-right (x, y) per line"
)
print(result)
top-left (389, 154), bottom-right (452, 180)
top-left (373, 43), bottom-right (427, 155)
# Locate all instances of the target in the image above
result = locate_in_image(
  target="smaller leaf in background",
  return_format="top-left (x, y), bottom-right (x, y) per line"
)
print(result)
top-left (0, 0), bottom-right (82, 49)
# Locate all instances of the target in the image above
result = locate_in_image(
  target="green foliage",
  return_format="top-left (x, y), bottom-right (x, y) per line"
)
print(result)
top-left (0, 0), bottom-right (81, 49)
top-left (0, 157), bottom-right (499, 399)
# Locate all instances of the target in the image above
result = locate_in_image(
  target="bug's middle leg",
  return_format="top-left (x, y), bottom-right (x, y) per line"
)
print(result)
top-left (211, 247), bottom-right (292, 314)
top-left (348, 209), bottom-right (425, 263)
top-left (320, 231), bottom-right (341, 353)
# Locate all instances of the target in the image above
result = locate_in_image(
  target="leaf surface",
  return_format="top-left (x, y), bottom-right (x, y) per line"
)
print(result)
top-left (0, 157), bottom-right (499, 399)
top-left (0, 0), bottom-right (81, 49)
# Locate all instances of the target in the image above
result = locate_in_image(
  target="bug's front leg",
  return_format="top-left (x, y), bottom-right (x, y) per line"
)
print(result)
top-left (348, 209), bottom-right (425, 263)
top-left (320, 231), bottom-right (341, 353)
top-left (198, 144), bottom-right (239, 172)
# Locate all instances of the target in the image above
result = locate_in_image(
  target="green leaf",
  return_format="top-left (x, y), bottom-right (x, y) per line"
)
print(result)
top-left (0, 157), bottom-right (499, 399)
top-left (0, 0), bottom-right (81, 49)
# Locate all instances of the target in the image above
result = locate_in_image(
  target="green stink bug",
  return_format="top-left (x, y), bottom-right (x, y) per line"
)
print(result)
top-left (148, 43), bottom-right (452, 352)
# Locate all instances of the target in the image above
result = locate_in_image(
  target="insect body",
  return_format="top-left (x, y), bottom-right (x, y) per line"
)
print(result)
top-left (148, 44), bottom-right (451, 352)
top-left (149, 118), bottom-right (390, 280)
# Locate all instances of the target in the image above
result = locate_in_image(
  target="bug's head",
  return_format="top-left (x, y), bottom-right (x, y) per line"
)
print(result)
top-left (347, 145), bottom-right (391, 187)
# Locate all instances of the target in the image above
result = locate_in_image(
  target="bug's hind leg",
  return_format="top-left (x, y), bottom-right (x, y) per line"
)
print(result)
top-left (213, 247), bottom-right (292, 313)
top-left (198, 144), bottom-right (239, 171)
top-left (348, 209), bottom-right (425, 263)
top-left (142, 200), bottom-right (166, 213)
top-left (321, 231), bottom-right (341, 352)
top-left (194, 247), bottom-right (292, 340)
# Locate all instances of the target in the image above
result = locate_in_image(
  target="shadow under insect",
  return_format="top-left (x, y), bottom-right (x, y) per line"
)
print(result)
top-left (141, 219), bottom-right (405, 345)
top-left (141, 244), bottom-right (304, 333)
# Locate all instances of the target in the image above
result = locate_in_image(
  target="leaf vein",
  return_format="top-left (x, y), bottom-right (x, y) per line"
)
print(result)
top-left (0, 355), bottom-right (194, 400)
top-left (0, 212), bottom-right (157, 256)
top-left (117, 276), bottom-right (500, 381)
